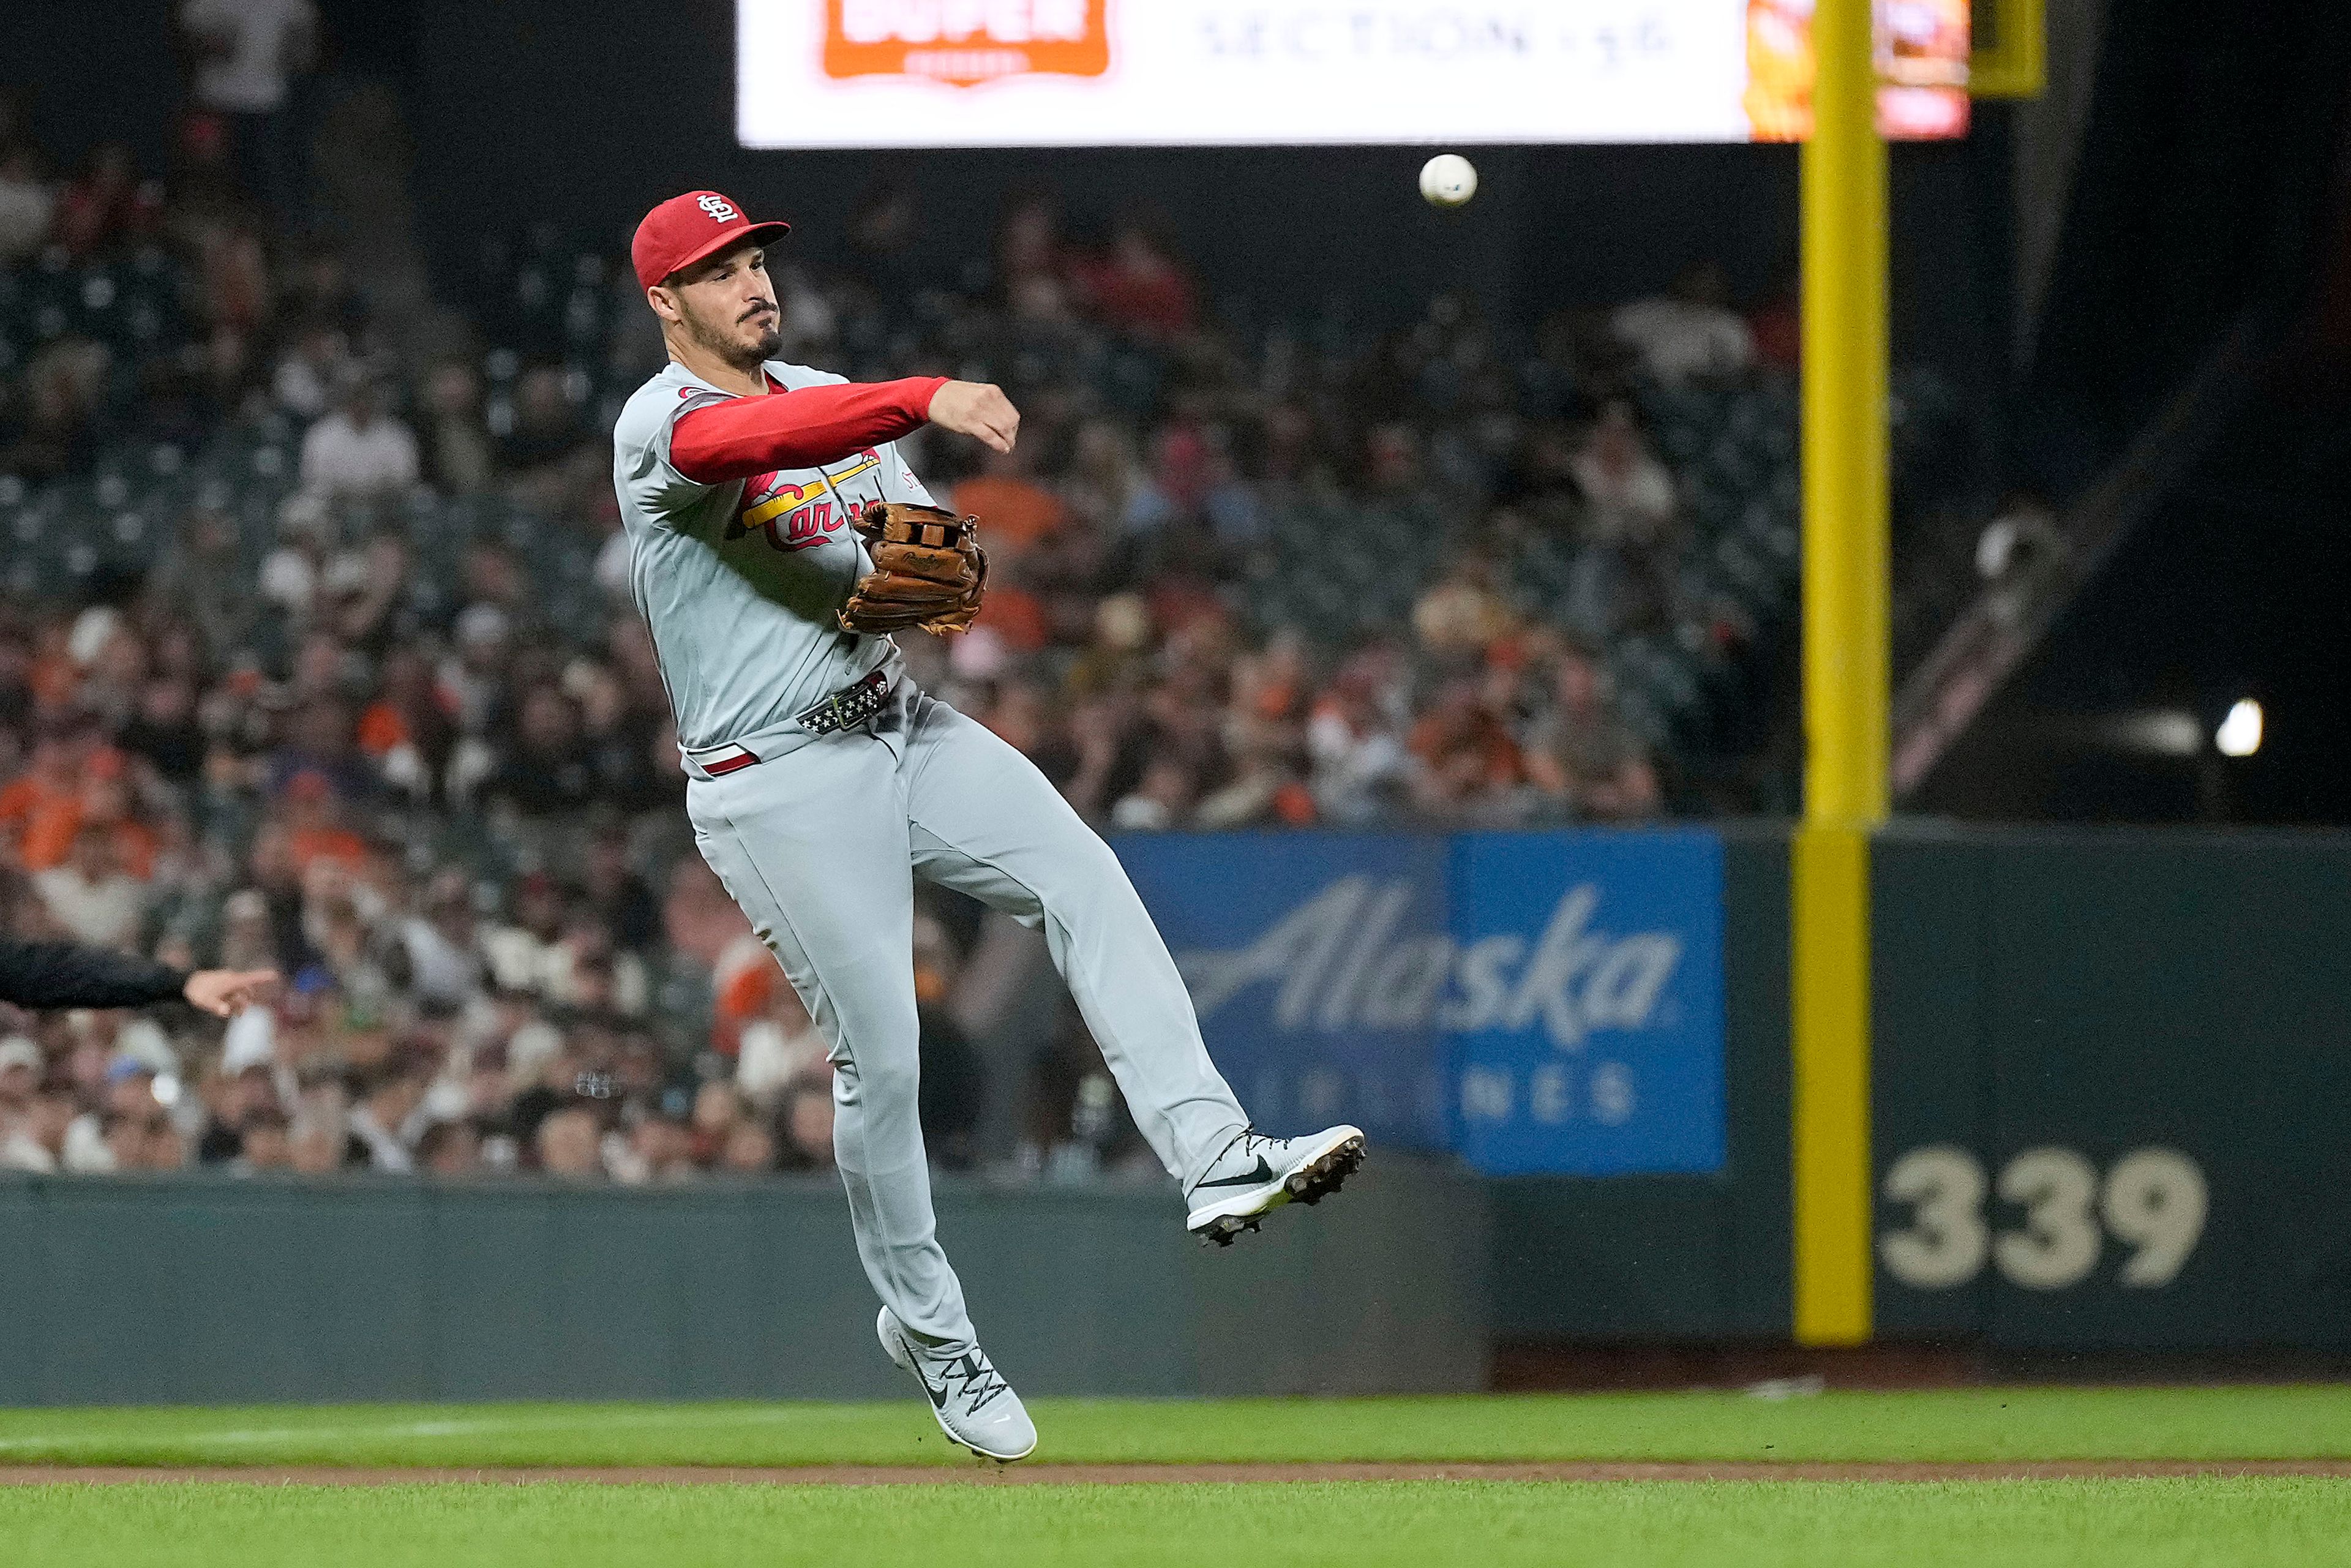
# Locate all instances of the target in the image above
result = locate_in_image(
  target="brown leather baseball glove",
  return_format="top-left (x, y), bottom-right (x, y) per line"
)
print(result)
top-left (837, 502), bottom-right (987, 636)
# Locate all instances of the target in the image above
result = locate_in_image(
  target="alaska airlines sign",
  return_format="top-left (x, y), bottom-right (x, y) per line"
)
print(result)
top-left (1113, 830), bottom-right (1725, 1176)
top-left (1180, 879), bottom-right (1684, 1050)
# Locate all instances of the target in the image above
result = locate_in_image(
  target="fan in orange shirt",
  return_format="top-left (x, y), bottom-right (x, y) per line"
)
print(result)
top-left (953, 448), bottom-right (1068, 652)
top-left (952, 445), bottom-right (1066, 553)
top-left (280, 770), bottom-right (369, 875)
top-left (76, 765), bottom-right (157, 881)
top-left (0, 726), bottom-right (102, 872)
top-left (1406, 677), bottom-right (1527, 809)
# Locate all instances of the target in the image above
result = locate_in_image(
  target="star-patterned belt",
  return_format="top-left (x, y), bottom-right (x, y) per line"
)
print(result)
top-left (793, 667), bottom-right (894, 736)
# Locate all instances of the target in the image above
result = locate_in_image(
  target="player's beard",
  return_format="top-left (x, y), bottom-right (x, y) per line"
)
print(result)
top-left (686, 301), bottom-right (784, 371)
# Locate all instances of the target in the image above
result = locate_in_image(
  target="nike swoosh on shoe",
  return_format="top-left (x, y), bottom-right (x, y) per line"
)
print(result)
top-left (1193, 1156), bottom-right (1275, 1190)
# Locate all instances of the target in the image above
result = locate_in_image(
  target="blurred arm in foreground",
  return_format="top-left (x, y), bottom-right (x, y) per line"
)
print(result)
top-left (0, 937), bottom-right (277, 1016)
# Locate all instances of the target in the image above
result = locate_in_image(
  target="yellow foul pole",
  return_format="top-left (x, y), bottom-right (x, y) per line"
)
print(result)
top-left (1792, 0), bottom-right (1888, 1346)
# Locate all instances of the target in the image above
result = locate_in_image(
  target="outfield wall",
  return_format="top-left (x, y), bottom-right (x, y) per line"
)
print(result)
top-left (0, 1157), bottom-right (1487, 1408)
top-left (1867, 827), bottom-right (2351, 1351)
top-left (1111, 824), bottom-right (2351, 1353)
top-left (1499, 825), bottom-right (2351, 1352)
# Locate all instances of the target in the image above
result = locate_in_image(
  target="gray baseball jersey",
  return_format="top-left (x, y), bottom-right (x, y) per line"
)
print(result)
top-left (611, 353), bottom-right (1252, 1354)
top-left (610, 358), bottom-right (934, 753)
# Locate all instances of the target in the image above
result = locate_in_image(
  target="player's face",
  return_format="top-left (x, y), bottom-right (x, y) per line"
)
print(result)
top-left (660, 242), bottom-right (782, 369)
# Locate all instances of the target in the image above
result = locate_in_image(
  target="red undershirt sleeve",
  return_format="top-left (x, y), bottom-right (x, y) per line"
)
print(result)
top-left (669, 375), bottom-right (951, 484)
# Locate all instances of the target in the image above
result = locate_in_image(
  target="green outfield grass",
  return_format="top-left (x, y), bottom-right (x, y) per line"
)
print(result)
top-left (1, 1386), bottom-right (2348, 1467)
top-left (6, 1477), bottom-right (2350, 1568)
top-left (6, 1390), bottom-right (2349, 1568)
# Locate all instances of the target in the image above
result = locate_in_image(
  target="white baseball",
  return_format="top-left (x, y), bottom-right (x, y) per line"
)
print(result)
top-left (1419, 153), bottom-right (1478, 209)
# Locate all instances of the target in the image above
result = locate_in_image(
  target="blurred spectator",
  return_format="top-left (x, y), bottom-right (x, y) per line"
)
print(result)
top-left (994, 193), bottom-right (1073, 323)
top-left (1412, 559), bottom-right (1518, 659)
top-left (418, 359), bottom-right (495, 497)
top-left (534, 1103), bottom-right (602, 1178)
top-left (35, 822), bottom-right (149, 948)
top-left (687, 1080), bottom-right (744, 1168)
top-left (1064, 419), bottom-right (1173, 538)
top-left (394, 871), bottom-right (485, 1008)
top-left (277, 771), bottom-right (368, 876)
top-left (280, 240), bottom-right (368, 342)
top-left (1748, 271), bottom-right (1802, 371)
top-left (721, 1112), bottom-right (780, 1175)
top-left (288, 1107), bottom-right (346, 1173)
top-left (195, 1060), bottom-right (281, 1164)
top-left (1194, 729), bottom-right (1315, 830)
top-left (482, 688), bottom-right (596, 817)
top-left (497, 366), bottom-right (590, 493)
top-left (478, 872), bottom-right (569, 999)
top-left (233, 1105), bottom-right (293, 1172)
top-left (737, 980), bottom-right (823, 1101)
top-left (1, 338), bottom-right (111, 480)
top-left (0, 144), bottom-right (54, 261)
top-left (1074, 216), bottom-right (1197, 340)
top-left (1109, 758), bottom-right (1195, 831)
top-left (272, 321), bottom-right (348, 419)
top-left (1408, 677), bottom-right (1526, 821)
top-left (348, 1052), bottom-right (430, 1172)
top-left (917, 1008), bottom-right (983, 1171)
top-left (0, 720), bottom-right (99, 873)
top-left (1975, 492), bottom-right (2071, 631)
top-left (776, 1074), bottom-right (834, 1171)
top-left (579, 821), bottom-right (660, 954)
top-left (1611, 261), bottom-right (1756, 384)
top-left (297, 373), bottom-right (420, 508)
top-left (1572, 402), bottom-right (1678, 547)
top-left (1523, 645), bottom-right (1661, 821)
top-left (120, 673), bottom-right (208, 784)
top-left (416, 1117), bottom-right (481, 1177)
top-left (52, 142), bottom-right (161, 258)
top-left (179, 0), bottom-right (319, 222)
top-left (953, 441), bottom-right (1067, 558)
top-left (613, 1112), bottom-right (692, 1185)
top-left (3, 1081), bottom-right (75, 1173)
top-left (147, 505), bottom-right (260, 658)
top-left (358, 645), bottom-right (459, 803)
top-left (0, 1035), bottom-right (44, 1165)
top-left (1307, 644), bottom-right (1413, 824)
top-left (846, 181), bottom-right (920, 297)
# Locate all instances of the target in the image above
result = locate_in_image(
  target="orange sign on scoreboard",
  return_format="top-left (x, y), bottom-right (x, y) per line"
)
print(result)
top-left (823, 1), bottom-right (1111, 89)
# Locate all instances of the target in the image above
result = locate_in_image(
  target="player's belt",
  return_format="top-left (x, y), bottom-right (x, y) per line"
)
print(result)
top-left (793, 667), bottom-right (894, 737)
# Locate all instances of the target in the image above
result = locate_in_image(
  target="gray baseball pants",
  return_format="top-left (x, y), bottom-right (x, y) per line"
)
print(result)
top-left (687, 686), bottom-right (1249, 1348)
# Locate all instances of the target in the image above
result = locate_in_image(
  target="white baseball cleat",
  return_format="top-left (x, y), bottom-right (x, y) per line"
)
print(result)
top-left (1185, 1125), bottom-right (1367, 1247)
top-left (877, 1306), bottom-right (1038, 1463)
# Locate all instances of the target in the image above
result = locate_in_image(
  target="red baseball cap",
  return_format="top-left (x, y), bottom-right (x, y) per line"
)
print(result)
top-left (631, 190), bottom-right (791, 292)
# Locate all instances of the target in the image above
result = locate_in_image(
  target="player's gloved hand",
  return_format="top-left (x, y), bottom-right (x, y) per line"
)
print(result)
top-left (926, 381), bottom-right (1019, 453)
top-left (838, 503), bottom-right (988, 636)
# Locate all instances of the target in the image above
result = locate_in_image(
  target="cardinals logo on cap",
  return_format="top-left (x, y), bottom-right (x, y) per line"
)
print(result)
top-left (697, 193), bottom-right (740, 222)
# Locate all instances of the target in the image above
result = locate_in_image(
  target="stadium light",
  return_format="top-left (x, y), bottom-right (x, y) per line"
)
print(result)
top-left (2216, 699), bottom-right (2263, 758)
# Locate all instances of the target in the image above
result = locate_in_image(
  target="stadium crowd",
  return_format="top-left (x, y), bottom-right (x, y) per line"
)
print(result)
top-left (0, 59), bottom-right (1867, 1185)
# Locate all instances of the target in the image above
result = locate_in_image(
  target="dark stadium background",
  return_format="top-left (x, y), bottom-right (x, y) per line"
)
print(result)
top-left (30, 0), bottom-right (2344, 825)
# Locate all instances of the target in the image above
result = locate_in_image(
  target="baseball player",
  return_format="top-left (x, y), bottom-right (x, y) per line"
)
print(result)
top-left (611, 192), bottom-right (1365, 1463)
